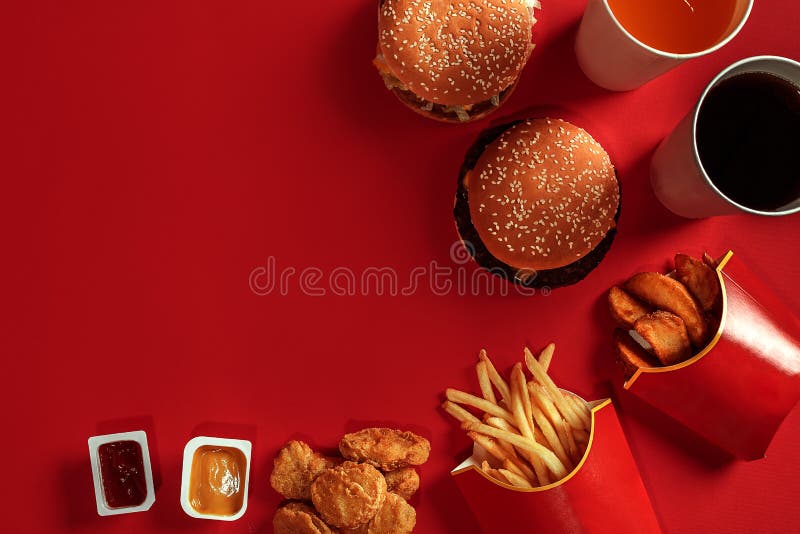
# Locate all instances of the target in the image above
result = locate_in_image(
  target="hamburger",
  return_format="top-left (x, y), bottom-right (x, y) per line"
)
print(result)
top-left (454, 118), bottom-right (620, 287)
top-left (374, 0), bottom-right (540, 123)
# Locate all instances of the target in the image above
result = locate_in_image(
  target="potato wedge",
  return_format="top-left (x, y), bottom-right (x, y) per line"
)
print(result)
top-left (608, 286), bottom-right (650, 329)
top-left (625, 272), bottom-right (708, 347)
top-left (633, 311), bottom-right (691, 366)
top-left (675, 254), bottom-right (720, 312)
top-left (613, 328), bottom-right (659, 378)
top-left (702, 252), bottom-right (718, 269)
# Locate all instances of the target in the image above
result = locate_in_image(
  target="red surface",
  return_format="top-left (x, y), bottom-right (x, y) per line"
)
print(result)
top-left (454, 401), bottom-right (660, 534)
top-left (2, 1), bottom-right (799, 533)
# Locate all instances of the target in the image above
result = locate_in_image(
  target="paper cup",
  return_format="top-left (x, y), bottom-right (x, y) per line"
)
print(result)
top-left (452, 398), bottom-right (660, 533)
top-left (651, 56), bottom-right (800, 218)
top-left (575, 0), bottom-right (752, 91)
top-left (623, 251), bottom-right (800, 460)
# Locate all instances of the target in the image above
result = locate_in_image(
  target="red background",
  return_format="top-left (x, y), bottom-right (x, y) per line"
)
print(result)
top-left (2, 0), bottom-right (799, 532)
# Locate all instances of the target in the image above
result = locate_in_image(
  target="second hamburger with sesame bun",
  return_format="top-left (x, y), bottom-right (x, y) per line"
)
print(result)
top-left (454, 118), bottom-right (620, 288)
top-left (374, 0), bottom-right (540, 123)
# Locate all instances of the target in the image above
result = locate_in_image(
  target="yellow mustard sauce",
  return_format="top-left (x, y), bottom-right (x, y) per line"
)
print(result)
top-left (188, 445), bottom-right (247, 516)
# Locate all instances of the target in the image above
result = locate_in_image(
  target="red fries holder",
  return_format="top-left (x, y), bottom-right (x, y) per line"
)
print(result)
top-left (624, 251), bottom-right (800, 460)
top-left (451, 399), bottom-right (661, 534)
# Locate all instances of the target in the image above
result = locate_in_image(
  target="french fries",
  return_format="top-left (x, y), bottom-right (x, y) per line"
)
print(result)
top-left (445, 388), bottom-right (516, 426)
top-left (443, 344), bottom-right (592, 489)
top-left (478, 349), bottom-right (511, 401)
top-left (483, 416), bottom-right (538, 483)
top-left (538, 343), bottom-right (554, 372)
top-left (443, 399), bottom-right (481, 425)
top-left (523, 347), bottom-right (583, 431)
top-left (500, 468), bottom-right (533, 489)
top-left (528, 382), bottom-right (578, 463)
top-left (476, 361), bottom-right (496, 404)
top-left (608, 252), bottom-right (723, 377)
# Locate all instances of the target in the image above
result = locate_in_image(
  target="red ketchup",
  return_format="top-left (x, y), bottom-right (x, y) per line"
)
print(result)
top-left (98, 440), bottom-right (147, 508)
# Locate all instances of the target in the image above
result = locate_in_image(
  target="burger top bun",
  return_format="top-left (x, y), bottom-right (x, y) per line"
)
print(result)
top-left (378, 0), bottom-right (535, 107)
top-left (466, 118), bottom-right (619, 271)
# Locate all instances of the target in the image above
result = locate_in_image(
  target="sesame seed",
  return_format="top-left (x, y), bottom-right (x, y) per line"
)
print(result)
top-left (378, 0), bottom-right (536, 106)
top-left (468, 118), bottom-right (620, 268)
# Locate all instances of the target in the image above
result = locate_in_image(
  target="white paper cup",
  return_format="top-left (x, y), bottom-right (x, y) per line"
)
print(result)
top-left (651, 56), bottom-right (800, 218)
top-left (575, 0), bottom-right (753, 91)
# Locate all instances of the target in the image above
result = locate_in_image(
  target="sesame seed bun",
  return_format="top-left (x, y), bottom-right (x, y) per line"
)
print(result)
top-left (391, 78), bottom-right (520, 123)
top-left (377, 0), bottom-right (536, 110)
top-left (454, 118), bottom-right (620, 288)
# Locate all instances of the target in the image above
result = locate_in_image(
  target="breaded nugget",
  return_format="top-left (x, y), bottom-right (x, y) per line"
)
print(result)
top-left (634, 311), bottom-right (691, 366)
top-left (311, 461), bottom-right (387, 529)
top-left (271, 440), bottom-right (339, 500)
top-left (273, 502), bottom-right (337, 534)
top-left (383, 467), bottom-right (419, 500)
top-left (339, 428), bottom-right (430, 471)
top-left (343, 493), bottom-right (416, 534)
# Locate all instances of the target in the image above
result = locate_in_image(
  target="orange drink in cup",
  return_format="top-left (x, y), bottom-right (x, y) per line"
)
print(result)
top-left (575, 0), bottom-right (752, 91)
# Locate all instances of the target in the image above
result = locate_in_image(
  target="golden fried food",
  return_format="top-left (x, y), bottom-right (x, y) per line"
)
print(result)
top-left (613, 328), bottom-right (659, 378)
top-left (675, 253), bottom-right (720, 312)
top-left (625, 272), bottom-right (708, 347)
top-left (634, 311), bottom-right (691, 366)
top-left (339, 428), bottom-right (430, 471)
top-left (383, 467), bottom-right (419, 501)
top-left (607, 252), bottom-right (724, 372)
top-left (270, 440), bottom-right (339, 501)
top-left (273, 502), bottom-right (337, 534)
top-left (608, 285), bottom-right (650, 329)
top-left (343, 493), bottom-right (416, 534)
top-left (311, 461), bottom-right (387, 529)
top-left (443, 346), bottom-right (592, 489)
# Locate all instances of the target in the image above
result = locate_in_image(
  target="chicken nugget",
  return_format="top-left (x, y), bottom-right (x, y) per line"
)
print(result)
top-left (342, 493), bottom-right (416, 534)
top-left (311, 461), bottom-right (387, 529)
top-left (383, 467), bottom-right (419, 500)
top-left (339, 428), bottom-right (430, 471)
top-left (271, 441), bottom-right (340, 500)
top-left (273, 502), bottom-right (337, 534)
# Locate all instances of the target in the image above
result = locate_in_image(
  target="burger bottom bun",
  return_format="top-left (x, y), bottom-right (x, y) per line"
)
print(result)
top-left (391, 79), bottom-right (519, 124)
top-left (453, 120), bottom-right (621, 289)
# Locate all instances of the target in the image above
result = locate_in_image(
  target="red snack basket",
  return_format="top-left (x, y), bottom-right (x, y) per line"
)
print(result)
top-left (623, 251), bottom-right (800, 460)
top-left (451, 398), bottom-right (661, 534)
